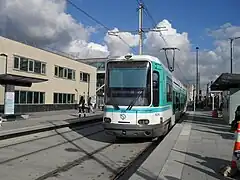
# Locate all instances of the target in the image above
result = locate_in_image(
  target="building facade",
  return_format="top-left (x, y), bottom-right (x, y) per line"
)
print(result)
top-left (78, 58), bottom-right (108, 109)
top-left (0, 36), bottom-right (97, 113)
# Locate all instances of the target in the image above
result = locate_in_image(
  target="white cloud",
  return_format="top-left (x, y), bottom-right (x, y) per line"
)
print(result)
top-left (0, 0), bottom-right (240, 90)
top-left (104, 28), bottom-right (139, 56)
top-left (144, 19), bottom-right (193, 83)
top-left (0, 0), bottom-right (109, 58)
top-left (144, 20), bottom-right (240, 88)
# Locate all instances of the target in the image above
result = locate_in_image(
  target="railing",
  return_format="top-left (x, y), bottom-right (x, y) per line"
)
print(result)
top-left (96, 84), bottom-right (105, 93)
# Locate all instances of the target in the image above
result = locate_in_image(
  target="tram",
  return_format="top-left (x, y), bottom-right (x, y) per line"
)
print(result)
top-left (102, 54), bottom-right (188, 138)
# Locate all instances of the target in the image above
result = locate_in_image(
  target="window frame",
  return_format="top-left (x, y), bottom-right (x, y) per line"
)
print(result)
top-left (28, 60), bottom-right (34, 72)
top-left (15, 90), bottom-right (45, 104)
top-left (13, 55), bottom-right (46, 75)
top-left (14, 56), bottom-right (20, 69)
top-left (54, 65), bottom-right (76, 81)
top-left (53, 93), bottom-right (75, 104)
top-left (80, 71), bottom-right (90, 83)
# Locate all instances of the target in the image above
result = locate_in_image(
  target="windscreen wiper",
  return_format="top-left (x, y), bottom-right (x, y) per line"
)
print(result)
top-left (112, 103), bottom-right (120, 110)
top-left (126, 90), bottom-right (144, 111)
top-left (106, 99), bottom-right (120, 110)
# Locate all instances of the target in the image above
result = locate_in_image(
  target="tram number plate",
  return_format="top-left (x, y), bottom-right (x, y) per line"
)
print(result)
top-left (155, 113), bottom-right (160, 116)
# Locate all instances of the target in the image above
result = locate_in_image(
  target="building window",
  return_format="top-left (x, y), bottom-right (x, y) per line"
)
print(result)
top-left (53, 93), bottom-right (75, 104)
top-left (80, 72), bottom-right (90, 83)
top-left (34, 61), bottom-right (41, 74)
top-left (15, 90), bottom-right (45, 104)
top-left (20, 57), bottom-right (28, 71)
top-left (54, 66), bottom-right (58, 76)
top-left (20, 91), bottom-right (27, 104)
top-left (59, 66), bottom-right (64, 78)
top-left (13, 55), bottom-right (46, 75)
top-left (64, 68), bottom-right (67, 78)
top-left (41, 63), bottom-right (46, 74)
top-left (54, 65), bottom-right (76, 80)
top-left (27, 91), bottom-right (33, 104)
top-left (14, 57), bottom-right (20, 69)
top-left (28, 60), bottom-right (34, 72)
top-left (15, 91), bottom-right (19, 104)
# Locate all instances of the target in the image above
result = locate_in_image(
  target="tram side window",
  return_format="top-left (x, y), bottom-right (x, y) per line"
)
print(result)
top-left (166, 78), bottom-right (172, 102)
top-left (173, 91), bottom-right (176, 113)
top-left (176, 93), bottom-right (180, 110)
top-left (152, 71), bottom-right (159, 107)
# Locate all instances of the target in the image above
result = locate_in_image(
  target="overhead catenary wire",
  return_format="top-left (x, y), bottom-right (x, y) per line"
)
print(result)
top-left (137, 0), bottom-right (167, 44)
top-left (66, 0), bottom-right (137, 54)
top-left (139, 1), bottom-right (188, 83)
top-left (136, 0), bottom-right (189, 85)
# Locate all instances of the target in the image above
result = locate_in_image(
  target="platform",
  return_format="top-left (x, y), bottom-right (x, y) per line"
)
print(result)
top-left (0, 109), bottom-right (103, 140)
top-left (129, 111), bottom-right (235, 180)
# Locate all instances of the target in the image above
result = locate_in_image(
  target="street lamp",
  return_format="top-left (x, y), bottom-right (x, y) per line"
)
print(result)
top-left (195, 47), bottom-right (199, 108)
top-left (230, 37), bottom-right (240, 74)
top-left (193, 89), bottom-right (196, 112)
top-left (0, 53), bottom-right (8, 74)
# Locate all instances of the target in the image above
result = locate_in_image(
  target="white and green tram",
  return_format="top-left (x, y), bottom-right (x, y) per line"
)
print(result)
top-left (103, 54), bottom-right (188, 138)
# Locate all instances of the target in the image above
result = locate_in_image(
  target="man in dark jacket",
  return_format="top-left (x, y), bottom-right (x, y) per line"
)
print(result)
top-left (231, 105), bottom-right (240, 132)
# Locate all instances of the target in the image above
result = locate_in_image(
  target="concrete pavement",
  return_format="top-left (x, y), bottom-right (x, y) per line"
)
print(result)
top-left (129, 111), bottom-right (235, 180)
top-left (0, 109), bottom-right (103, 140)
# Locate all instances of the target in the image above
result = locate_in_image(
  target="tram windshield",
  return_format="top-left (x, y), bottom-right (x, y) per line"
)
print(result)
top-left (105, 61), bottom-right (151, 106)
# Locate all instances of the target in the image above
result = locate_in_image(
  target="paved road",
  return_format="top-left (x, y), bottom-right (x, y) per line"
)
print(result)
top-left (0, 121), bottom-right (151, 180)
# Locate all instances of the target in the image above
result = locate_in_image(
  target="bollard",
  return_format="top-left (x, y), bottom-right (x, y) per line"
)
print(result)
top-left (212, 109), bottom-right (218, 118)
top-left (220, 121), bottom-right (240, 177)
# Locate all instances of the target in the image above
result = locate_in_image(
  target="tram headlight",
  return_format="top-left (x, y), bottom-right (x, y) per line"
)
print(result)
top-left (104, 117), bottom-right (111, 123)
top-left (138, 119), bottom-right (149, 125)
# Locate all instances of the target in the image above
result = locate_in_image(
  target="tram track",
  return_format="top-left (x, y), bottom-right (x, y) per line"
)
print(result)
top-left (34, 143), bottom-right (114, 180)
top-left (0, 121), bottom-right (102, 149)
top-left (111, 113), bottom-right (187, 180)
top-left (111, 138), bottom-right (161, 180)
top-left (32, 138), bottom-right (152, 180)
top-left (0, 120), bottom-right (115, 180)
top-left (0, 120), bottom-right (104, 160)
top-left (34, 119), bottom-right (179, 180)
top-left (0, 115), bottom-right (187, 180)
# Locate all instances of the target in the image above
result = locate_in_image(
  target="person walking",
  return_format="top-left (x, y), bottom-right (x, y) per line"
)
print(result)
top-left (78, 96), bottom-right (86, 117)
top-left (88, 96), bottom-right (94, 113)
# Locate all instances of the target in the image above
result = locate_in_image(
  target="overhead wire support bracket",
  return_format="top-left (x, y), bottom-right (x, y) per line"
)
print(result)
top-left (160, 47), bottom-right (180, 72)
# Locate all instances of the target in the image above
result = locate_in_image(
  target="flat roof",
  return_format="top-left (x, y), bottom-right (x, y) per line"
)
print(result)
top-left (210, 73), bottom-right (240, 91)
top-left (0, 74), bottom-right (48, 87)
top-left (0, 36), bottom-right (99, 69)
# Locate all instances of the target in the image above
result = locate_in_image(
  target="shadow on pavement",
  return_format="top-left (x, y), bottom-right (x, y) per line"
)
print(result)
top-left (186, 113), bottom-right (234, 141)
top-left (188, 114), bottom-right (228, 126)
top-left (192, 128), bottom-right (234, 140)
top-left (173, 149), bottom-right (234, 180)
top-left (133, 167), bottom-right (181, 180)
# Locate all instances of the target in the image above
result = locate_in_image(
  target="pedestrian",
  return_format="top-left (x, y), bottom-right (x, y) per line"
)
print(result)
top-left (88, 96), bottom-right (94, 113)
top-left (0, 116), bottom-right (2, 127)
top-left (231, 105), bottom-right (240, 132)
top-left (78, 96), bottom-right (86, 117)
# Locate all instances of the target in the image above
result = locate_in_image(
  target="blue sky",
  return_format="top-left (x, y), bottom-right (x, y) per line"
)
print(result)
top-left (67, 0), bottom-right (239, 51)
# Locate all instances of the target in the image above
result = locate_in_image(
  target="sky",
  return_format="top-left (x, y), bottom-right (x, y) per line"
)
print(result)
top-left (0, 0), bottom-right (240, 89)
